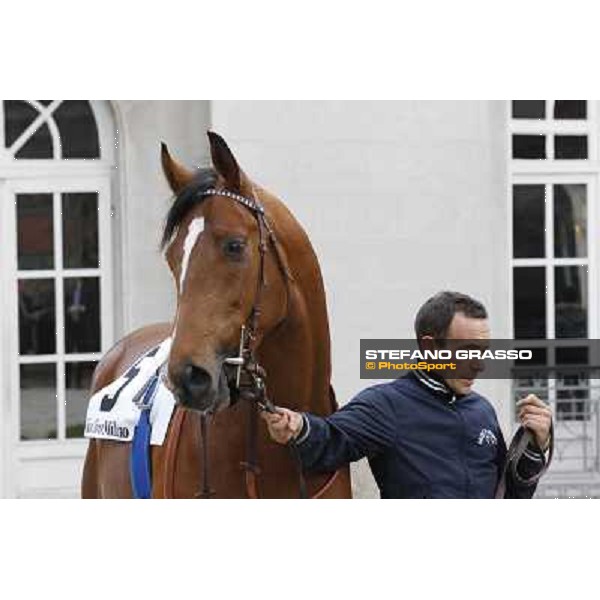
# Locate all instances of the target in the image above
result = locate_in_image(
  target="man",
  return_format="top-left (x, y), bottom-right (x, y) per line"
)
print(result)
top-left (262, 291), bottom-right (553, 498)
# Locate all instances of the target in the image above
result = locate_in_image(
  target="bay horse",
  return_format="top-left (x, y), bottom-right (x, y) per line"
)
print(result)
top-left (81, 131), bottom-right (352, 498)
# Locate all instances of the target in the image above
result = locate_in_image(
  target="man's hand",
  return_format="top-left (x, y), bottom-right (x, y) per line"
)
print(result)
top-left (261, 407), bottom-right (304, 444)
top-left (517, 394), bottom-right (553, 451)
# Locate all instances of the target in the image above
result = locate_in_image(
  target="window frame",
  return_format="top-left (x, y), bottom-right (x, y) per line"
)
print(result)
top-left (510, 100), bottom-right (598, 165)
top-left (510, 173), bottom-right (597, 340)
top-left (3, 176), bottom-right (114, 448)
top-left (0, 101), bottom-right (116, 175)
top-left (509, 100), bottom-right (600, 433)
top-left (0, 101), bottom-right (117, 495)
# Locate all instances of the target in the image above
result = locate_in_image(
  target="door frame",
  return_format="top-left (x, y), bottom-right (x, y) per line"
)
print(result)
top-left (1, 178), bottom-right (13, 496)
top-left (1, 176), bottom-right (113, 497)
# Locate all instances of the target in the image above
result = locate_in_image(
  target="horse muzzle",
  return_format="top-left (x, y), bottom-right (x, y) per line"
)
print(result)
top-left (173, 361), bottom-right (231, 413)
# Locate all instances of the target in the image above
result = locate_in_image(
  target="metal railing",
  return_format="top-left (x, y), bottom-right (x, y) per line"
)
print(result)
top-left (512, 366), bottom-right (600, 498)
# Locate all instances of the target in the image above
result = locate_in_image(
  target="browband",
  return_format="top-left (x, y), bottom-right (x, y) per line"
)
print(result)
top-left (198, 188), bottom-right (265, 215)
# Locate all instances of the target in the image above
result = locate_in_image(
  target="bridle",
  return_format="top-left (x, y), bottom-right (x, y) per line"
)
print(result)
top-left (202, 187), bottom-right (292, 402)
top-left (163, 186), bottom-right (340, 499)
top-left (200, 187), bottom-right (292, 417)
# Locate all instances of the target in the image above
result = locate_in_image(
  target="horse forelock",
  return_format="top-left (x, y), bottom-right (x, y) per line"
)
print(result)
top-left (161, 167), bottom-right (218, 250)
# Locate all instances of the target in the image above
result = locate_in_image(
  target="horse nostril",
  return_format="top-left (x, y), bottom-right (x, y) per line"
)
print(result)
top-left (181, 363), bottom-right (212, 401)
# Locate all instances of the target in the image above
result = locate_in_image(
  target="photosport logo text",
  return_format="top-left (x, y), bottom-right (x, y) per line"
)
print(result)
top-left (360, 340), bottom-right (538, 379)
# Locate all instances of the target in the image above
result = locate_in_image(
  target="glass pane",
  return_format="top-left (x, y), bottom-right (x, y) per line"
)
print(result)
top-left (19, 279), bottom-right (56, 355)
top-left (555, 135), bottom-right (588, 159)
top-left (556, 346), bottom-right (588, 365)
top-left (554, 100), bottom-right (587, 120)
top-left (514, 267), bottom-right (546, 339)
top-left (53, 101), bottom-right (100, 159)
top-left (554, 184), bottom-right (587, 258)
top-left (555, 266), bottom-right (587, 338)
top-left (66, 362), bottom-right (97, 438)
top-left (4, 100), bottom-right (39, 148)
top-left (556, 389), bottom-right (588, 421)
top-left (512, 134), bottom-right (546, 159)
top-left (513, 184), bottom-right (545, 258)
top-left (64, 277), bottom-right (100, 353)
top-left (513, 347), bottom-right (548, 401)
top-left (526, 347), bottom-right (548, 368)
top-left (62, 193), bottom-right (99, 268)
top-left (15, 122), bottom-right (53, 159)
top-left (20, 364), bottom-right (57, 441)
top-left (512, 100), bottom-right (545, 119)
top-left (17, 193), bottom-right (54, 269)
top-left (556, 346), bottom-right (589, 422)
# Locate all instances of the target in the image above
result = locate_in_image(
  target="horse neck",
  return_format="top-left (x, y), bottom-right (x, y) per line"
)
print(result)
top-left (256, 197), bottom-right (334, 416)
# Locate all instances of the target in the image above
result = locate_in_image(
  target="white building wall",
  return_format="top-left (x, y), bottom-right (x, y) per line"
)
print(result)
top-left (211, 100), bottom-right (511, 497)
top-left (1, 100), bottom-right (514, 498)
top-left (112, 100), bottom-right (212, 335)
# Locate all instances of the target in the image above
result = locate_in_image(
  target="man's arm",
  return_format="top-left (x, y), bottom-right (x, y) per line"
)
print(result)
top-left (262, 389), bottom-right (397, 473)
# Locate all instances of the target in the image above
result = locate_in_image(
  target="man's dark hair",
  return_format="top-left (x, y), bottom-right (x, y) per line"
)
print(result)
top-left (414, 291), bottom-right (487, 340)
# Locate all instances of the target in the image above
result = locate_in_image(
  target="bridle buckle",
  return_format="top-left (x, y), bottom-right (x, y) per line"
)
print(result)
top-left (223, 324), bottom-right (248, 388)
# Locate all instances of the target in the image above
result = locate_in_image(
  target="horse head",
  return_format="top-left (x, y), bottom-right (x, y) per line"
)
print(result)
top-left (160, 132), bottom-right (289, 413)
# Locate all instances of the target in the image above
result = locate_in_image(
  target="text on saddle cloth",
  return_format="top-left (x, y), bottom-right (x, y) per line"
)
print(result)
top-left (84, 337), bottom-right (175, 445)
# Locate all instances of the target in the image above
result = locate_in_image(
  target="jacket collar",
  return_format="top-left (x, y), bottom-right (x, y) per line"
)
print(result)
top-left (413, 369), bottom-right (457, 404)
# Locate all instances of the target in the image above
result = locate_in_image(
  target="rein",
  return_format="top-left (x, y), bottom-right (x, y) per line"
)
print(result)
top-left (495, 422), bottom-right (554, 499)
top-left (162, 186), bottom-right (339, 499)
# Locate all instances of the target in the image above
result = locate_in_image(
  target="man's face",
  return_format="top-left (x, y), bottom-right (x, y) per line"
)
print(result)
top-left (437, 312), bottom-right (490, 396)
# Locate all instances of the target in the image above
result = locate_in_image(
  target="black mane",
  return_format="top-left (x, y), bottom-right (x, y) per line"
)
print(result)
top-left (161, 167), bottom-right (218, 249)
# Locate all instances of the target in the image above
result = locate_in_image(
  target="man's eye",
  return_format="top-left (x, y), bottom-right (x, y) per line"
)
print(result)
top-left (223, 239), bottom-right (246, 259)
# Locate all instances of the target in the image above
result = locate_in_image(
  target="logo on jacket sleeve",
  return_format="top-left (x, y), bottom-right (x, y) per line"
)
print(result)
top-left (477, 428), bottom-right (498, 446)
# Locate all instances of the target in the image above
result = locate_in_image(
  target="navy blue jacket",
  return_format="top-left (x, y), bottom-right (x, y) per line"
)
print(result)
top-left (295, 370), bottom-right (545, 498)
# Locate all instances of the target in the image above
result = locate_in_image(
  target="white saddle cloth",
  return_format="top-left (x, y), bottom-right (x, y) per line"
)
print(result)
top-left (84, 337), bottom-right (175, 445)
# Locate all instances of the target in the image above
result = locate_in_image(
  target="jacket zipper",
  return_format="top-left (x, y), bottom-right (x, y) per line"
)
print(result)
top-left (449, 395), bottom-right (470, 496)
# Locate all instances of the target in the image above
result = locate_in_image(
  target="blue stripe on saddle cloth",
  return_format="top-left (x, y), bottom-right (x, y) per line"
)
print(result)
top-left (130, 371), bottom-right (160, 499)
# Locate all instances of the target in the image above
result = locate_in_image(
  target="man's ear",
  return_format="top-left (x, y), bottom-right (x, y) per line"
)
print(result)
top-left (419, 336), bottom-right (437, 352)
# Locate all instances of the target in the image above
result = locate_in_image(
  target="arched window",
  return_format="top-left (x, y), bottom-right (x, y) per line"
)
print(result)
top-left (3, 100), bottom-right (101, 160)
top-left (0, 100), bottom-right (116, 496)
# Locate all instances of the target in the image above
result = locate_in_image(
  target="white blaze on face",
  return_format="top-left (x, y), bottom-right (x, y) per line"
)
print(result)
top-left (179, 217), bottom-right (205, 292)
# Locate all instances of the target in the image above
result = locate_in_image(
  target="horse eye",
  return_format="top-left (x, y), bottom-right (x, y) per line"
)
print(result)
top-left (223, 238), bottom-right (246, 260)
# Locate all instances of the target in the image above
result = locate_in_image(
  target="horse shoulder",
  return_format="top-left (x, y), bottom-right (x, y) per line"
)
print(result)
top-left (83, 322), bottom-right (173, 498)
top-left (90, 322), bottom-right (173, 392)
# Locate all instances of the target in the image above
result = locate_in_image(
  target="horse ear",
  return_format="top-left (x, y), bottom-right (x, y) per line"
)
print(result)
top-left (207, 131), bottom-right (249, 192)
top-left (161, 143), bottom-right (195, 194)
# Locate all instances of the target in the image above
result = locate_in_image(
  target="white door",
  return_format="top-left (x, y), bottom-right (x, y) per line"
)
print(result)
top-left (0, 101), bottom-right (116, 498)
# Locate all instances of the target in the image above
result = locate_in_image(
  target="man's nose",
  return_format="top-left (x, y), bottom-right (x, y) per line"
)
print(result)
top-left (473, 358), bottom-right (485, 373)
